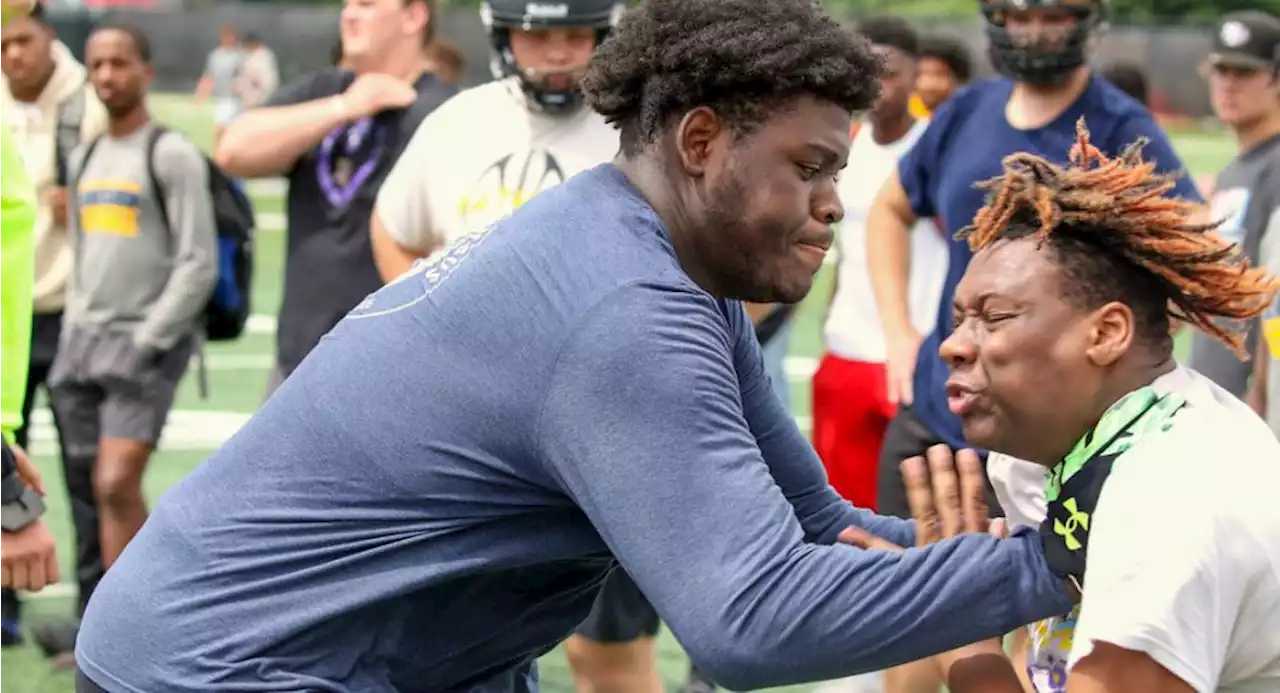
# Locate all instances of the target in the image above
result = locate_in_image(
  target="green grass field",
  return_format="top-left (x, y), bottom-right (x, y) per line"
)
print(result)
top-left (0, 94), bottom-right (1235, 692)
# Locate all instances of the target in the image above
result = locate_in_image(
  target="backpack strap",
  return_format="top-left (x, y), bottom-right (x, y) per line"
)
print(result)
top-left (55, 87), bottom-right (87, 187)
top-left (144, 124), bottom-right (171, 230)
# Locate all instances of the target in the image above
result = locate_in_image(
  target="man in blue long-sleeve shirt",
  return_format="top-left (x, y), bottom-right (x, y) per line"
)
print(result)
top-left (74, 1), bottom-right (1075, 691)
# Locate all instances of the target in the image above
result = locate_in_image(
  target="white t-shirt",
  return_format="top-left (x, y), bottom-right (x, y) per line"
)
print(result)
top-left (823, 120), bottom-right (948, 362)
top-left (989, 367), bottom-right (1280, 693)
top-left (375, 78), bottom-right (619, 255)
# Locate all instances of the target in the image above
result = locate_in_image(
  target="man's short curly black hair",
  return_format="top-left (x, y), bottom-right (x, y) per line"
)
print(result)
top-left (856, 15), bottom-right (919, 58)
top-left (918, 33), bottom-right (973, 83)
top-left (582, 0), bottom-right (883, 157)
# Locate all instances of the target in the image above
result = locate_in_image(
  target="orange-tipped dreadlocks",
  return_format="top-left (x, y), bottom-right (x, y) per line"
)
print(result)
top-left (957, 117), bottom-right (1280, 357)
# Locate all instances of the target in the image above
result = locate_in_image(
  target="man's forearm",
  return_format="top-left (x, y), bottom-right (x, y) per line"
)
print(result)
top-left (867, 198), bottom-right (914, 337)
top-left (215, 96), bottom-right (352, 178)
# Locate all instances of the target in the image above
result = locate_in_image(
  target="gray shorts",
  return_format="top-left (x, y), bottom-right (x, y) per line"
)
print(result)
top-left (48, 326), bottom-right (194, 456)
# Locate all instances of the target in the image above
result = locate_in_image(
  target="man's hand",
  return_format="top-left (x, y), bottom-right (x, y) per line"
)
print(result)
top-left (43, 186), bottom-right (69, 227)
top-left (885, 328), bottom-right (922, 406)
top-left (341, 74), bottom-right (418, 120)
top-left (1, 517), bottom-right (59, 591)
top-left (3, 443), bottom-right (58, 591)
top-left (839, 446), bottom-right (991, 549)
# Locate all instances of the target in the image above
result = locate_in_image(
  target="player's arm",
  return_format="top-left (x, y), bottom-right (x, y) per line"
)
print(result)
top-left (370, 113), bottom-right (445, 282)
top-left (729, 301), bottom-right (914, 545)
top-left (215, 71), bottom-right (354, 179)
top-left (134, 138), bottom-right (218, 353)
top-left (1248, 207), bottom-right (1280, 416)
top-left (538, 284), bottom-right (1073, 690)
top-left (867, 169), bottom-right (922, 404)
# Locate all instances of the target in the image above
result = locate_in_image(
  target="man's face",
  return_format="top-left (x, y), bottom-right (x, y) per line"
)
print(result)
top-left (693, 94), bottom-right (848, 304)
top-left (1001, 6), bottom-right (1079, 54)
top-left (508, 27), bottom-right (597, 97)
top-left (341, 0), bottom-right (423, 65)
top-left (870, 44), bottom-right (916, 122)
top-left (1207, 62), bottom-right (1280, 129)
top-left (939, 238), bottom-right (1112, 464)
top-left (86, 29), bottom-right (151, 117)
top-left (916, 56), bottom-right (958, 111)
top-left (1, 16), bottom-right (54, 94)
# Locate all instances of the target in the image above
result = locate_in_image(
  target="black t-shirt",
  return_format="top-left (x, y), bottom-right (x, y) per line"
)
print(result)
top-left (265, 69), bottom-right (456, 375)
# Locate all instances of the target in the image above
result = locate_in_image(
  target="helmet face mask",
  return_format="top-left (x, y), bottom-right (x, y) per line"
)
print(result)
top-left (982, 0), bottom-right (1106, 85)
top-left (481, 0), bottom-right (625, 114)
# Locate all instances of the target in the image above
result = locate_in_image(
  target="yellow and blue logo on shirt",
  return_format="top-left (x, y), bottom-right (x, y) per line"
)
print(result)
top-left (78, 179), bottom-right (143, 238)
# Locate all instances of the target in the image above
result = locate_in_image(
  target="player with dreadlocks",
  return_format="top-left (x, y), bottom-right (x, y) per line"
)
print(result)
top-left (922, 119), bottom-right (1280, 693)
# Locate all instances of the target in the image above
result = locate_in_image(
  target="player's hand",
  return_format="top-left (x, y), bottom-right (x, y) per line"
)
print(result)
top-left (10, 443), bottom-right (45, 496)
top-left (885, 327), bottom-right (922, 405)
top-left (1, 518), bottom-right (59, 591)
top-left (839, 446), bottom-right (992, 550)
top-left (342, 73), bottom-right (417, 119)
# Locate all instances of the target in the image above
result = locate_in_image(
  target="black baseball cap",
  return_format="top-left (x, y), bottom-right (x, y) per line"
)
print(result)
top-left (1209, 11), bottom-right (1280, 70)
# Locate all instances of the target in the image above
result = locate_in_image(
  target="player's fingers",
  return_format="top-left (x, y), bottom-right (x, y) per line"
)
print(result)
top-left (956, 449), bottom-right (989, 534)
top-left (0, 564), bottom-right (11, 590)
top-left (899, 371), bottom-right (914, 406)
top-left (10, 561), bottom-right (29, 592)
top-left (26, 555), bottom-right (46, 592)
top-left (901, 456), bottom-right (940, 546)
top-left (927, 446), bottom-right (962, 539)
top-left (837, 526), bottom-right (904, 551)
top-left (43, 550), bottom-right (59, 589)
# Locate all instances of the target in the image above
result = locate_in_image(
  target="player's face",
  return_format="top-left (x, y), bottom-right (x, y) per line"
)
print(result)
top-left (699, 94), bottom-right (847, 304)
top-left (940, 238), bottom-right (1113, 464)
top-left (1206, 63), bottom-right (1280, 128)
top-left (1001, 6), bottom-right (1078, 53)
top-left (341, 0), bottom-right (422, 64)
top-left (916, 56), bottom-right (958, 111)
top-left (86, 29), bottom-right (152, 117)
top-left (870, 45), bottom-right (916, 122)
top-left (508, 27), bottom-right (596, 96)
top-left (1, 16), bottom-right (54, 93)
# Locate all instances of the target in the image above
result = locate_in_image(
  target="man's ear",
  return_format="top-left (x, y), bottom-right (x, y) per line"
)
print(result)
top-left (673, 106), bottom-right (723, 179)
top-left (1084, 301), bottom-right (1136, 367)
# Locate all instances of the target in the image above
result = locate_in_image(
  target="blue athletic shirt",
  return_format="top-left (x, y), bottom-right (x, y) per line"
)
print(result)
top-left (76, 165), bottom-right (1072, 693)
top-left (902, 75), bottom-right (1202, 450)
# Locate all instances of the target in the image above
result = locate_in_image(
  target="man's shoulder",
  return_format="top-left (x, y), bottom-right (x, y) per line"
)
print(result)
top-left (150, 127), bottom-right (207, 173)
top-left (417, 79), bottom-right (515, 130)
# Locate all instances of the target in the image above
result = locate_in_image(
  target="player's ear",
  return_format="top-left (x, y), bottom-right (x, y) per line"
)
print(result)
top-left (1084, 301), bottom-right (1135, 368)
top-left (674, 106), bottom-right (722, 179)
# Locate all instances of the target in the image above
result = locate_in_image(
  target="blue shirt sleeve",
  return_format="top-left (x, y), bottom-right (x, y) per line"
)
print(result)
top-left (723, 299), bottom-right (915, 548)
top-left (897, 89), bottom-right (970, 220)
top-left (536, 282), bottom-right (1074, 690)
top-left (1108, 111), bottom-right (1203, 203)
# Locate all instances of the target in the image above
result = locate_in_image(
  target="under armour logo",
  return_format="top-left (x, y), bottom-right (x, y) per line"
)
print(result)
top-left (1053, 498), bottom-right (1090, 551)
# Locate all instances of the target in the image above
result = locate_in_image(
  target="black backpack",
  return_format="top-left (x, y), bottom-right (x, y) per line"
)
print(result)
top-left (79, 125), bottom-right (255, 341)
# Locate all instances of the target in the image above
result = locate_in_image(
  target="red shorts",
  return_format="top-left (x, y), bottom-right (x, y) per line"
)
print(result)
top-left (811, 354), bottom-right (896, 509)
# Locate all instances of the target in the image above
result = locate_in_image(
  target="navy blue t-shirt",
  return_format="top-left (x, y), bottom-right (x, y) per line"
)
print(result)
top-left (76, 165), bottom-right (1071, 693)
top-left (902, 75), bottom-right (1202, 449)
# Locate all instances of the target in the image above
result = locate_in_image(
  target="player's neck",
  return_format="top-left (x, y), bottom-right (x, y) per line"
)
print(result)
top-left (8, 62), bottom-right (55, 103)
top-left (869, 112), bottom-right (914, 146)
top-left (616, 153), bottom-right (717, 295)
top-left (1006, 67), bottom-right (1091, 130)
top-left (107, 106), bottom-right (150, 138)
top-left (1233, 111), bottom-right (1280, 154)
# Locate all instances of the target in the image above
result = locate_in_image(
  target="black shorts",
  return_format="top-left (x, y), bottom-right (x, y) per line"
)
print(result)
top-left (575, 568), bottom-right (660, 643)
top-left (876, 404), bottom-right (1005, 520)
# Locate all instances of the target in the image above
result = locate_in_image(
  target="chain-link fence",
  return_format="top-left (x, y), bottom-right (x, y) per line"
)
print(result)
top-left (49, 2), bottom-right (1224, 117)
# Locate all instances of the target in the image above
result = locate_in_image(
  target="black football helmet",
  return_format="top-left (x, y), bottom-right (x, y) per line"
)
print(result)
top-left (480, 0), bottom-right (625, 114)
top-left (982, 0), bottom-right (1107, 85)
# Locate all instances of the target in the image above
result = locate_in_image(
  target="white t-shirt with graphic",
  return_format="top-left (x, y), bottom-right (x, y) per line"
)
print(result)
top-left (376, 77), bottom-right (619, 256)
top-left (823, 120), bottom-right (948, 363)
top-left (989, 367), bottom-right (1280, 693)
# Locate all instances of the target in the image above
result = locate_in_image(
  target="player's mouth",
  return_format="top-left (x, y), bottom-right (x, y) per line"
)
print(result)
top-left (946, 380), bottom-right (983, 416)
